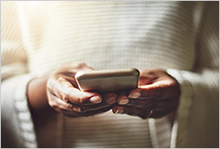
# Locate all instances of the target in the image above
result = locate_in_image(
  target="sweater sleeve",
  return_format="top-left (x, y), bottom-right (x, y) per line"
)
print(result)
top-left (1, 2), bottom-right (38, 148)
top-left (167, 2), bottom-right (219, 148)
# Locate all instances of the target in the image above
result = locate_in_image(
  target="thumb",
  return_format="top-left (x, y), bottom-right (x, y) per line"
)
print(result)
top-left (48, 76), bottom-right (102, 105)
top-left (63, 87), bottom-right (102, 105)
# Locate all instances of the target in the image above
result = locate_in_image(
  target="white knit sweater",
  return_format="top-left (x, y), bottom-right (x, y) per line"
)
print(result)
top-left (1, 1), bottom-right (219, 148)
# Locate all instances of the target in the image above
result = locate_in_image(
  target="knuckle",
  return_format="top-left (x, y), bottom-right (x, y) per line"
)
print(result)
top-left (66, 104), bottom-right (74, 111)
top-left (78, 97), bottom-right (85, 104)
top-left (74, 96), bottom-right (84, 105)
top-left (77, 94), bottom-right (89, 104)
top-left (67, 103), bottom-right (73, 109)
top-left (61, 93), bottom-right (69, 103)
top-left (72, 105), bottom-right (83, 113)
top-left (69, 91), bottom-right (85, 104)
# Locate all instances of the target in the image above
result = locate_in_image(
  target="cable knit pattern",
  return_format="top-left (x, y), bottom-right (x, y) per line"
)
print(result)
top-left (1, 1), bottom-right (218, 148)
top-left (14, 75), bottom-right (38, 148)
top-left (1, 74), bottom-right (37, 148)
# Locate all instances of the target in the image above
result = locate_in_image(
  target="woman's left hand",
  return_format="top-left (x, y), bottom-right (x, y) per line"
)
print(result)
top-left (112, 69), bottom-right (180, 119)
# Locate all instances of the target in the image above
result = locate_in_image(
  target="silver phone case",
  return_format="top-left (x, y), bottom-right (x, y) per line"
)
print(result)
top-left (75, 68), bottom-right (139, 93)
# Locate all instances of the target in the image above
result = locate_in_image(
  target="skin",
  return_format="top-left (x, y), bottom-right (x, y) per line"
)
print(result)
top-left (27, 63), bottom-right (117, 122)
top-left (27, 63), bottom-right (180, 127)
top-left (112, 69), bottom-right (180, 120)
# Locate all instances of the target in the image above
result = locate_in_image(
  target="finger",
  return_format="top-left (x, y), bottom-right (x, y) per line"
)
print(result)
top-left (53, 101), bottom-right (112, 117)
top-left (48, 87), bottom-right (116, 115)
top-left (47, 91), bottom-right (74, 111)
top-left (52, 100), bottom-right (112, 117)
top-left (117, 94), bottom-right (153, 108)
top-left (112, 105), bottom-right (152, 119)
top-left (69, 93), bottom-right (117, 113)
top-left (73, 101), bottom-right (112, 113)
top-left (115, 98), bottom-right (178, 119)
top-left (58, 94), bottom-right (116, 114)
top-left (62, 75), bottom-right (78, 88)
top-left (128, 79), bottom-right (178, 100)
top-left (47, 76), bottom-right (102, 105)
top-left (117, 94), bottom-right (129, 105)
top-left (103, 93), bottom-right (117, 105)
top-left (80, 105), bottom-right (112, 117)
top-left (63, 87), bottom-right (102, 105)
top-left (112, 106), bottom-right (168, 119)
top-left (57, 103), bottom-right (112, 117)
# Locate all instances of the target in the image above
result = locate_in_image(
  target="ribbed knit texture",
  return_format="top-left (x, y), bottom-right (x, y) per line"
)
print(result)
top-left (1, 1), bottom-right (218, 148)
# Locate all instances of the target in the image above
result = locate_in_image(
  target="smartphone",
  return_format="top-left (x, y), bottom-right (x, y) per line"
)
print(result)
top-left (75, 68), bottom-right (140, 93)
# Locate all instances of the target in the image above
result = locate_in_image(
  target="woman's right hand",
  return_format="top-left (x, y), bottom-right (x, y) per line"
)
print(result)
top-left (46, 63), bottom-right (117, 117)
top-left (28, 63), bottom-right (117, 118)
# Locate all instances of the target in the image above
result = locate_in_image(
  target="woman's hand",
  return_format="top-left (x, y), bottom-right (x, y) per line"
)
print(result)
top-left (27, 63), bottom-right (117, 118)
top-left (46, 63), bottom-right (117, 117)
top-left (112, 69), bottom-right (180, 119)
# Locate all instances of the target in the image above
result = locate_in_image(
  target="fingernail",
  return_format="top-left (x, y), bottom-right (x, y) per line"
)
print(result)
top-left (106, 96), bottom-right (116, 104)
top-left (128, 91), bottom-right (141, 98)
top-left (89, 96), bottom-right (102, 103)
top-left (115, 109), bottom-right (124, 114)
top-left (119, 97), bottom-right (129, 105)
